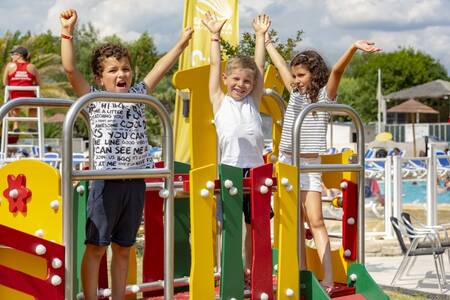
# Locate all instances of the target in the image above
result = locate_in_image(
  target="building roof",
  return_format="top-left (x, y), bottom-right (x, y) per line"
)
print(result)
top-left (385, 79), bottom-right (450, 100)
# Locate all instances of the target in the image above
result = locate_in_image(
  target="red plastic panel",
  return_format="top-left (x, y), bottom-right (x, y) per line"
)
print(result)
top-left (341, 180), bottom-right (358, 261)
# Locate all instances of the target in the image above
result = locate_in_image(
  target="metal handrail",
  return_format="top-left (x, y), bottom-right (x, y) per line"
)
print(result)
top-left (62, 92), bottom-right (174, 300)
top-left (292, 103), bottom-right (365, 264)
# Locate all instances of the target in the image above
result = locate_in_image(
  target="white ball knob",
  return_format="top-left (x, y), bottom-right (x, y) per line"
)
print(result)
top-left (35, 244), bottom-right (46, 255)
top-left (101, 289), bottom-right (111, 297)
top-left (349, 273), bottom-right (357, 281)
top-left (347, 217), bottom-right (355, 225)
top-left (230, 298), bottom-right (237, 300)
top-left (281, 177), bottom-right (289, 186)
top-left (260, 292), bottom-right (269, 300)
top-left (51, 258), bottom-right (63, 269)
top-left (9, 189), bottom-right (18, 199)
top-left (224, 179), bottom-right (234, 189)
top-left (200, 189), bottom-right (210, 198)
top-left (270, 155), bottom-right (278, 162)
top-left (274, 264), bottom-right (278, 271)
top-left (130, 285), bottom-right (140, 293)
top-left (264, 178), bottom-right (273, 186)
top-left (76, 185), bottom-right (85, 194)
top-left (50, 200), bottom-right (60, 210)
top-left (76, 293), bottom-right (84, 300)
top-left (344, 249), bottom-right (352, 257)
top-left (50, 275), bottom-right (62, 286)
top-left (158, 189), bottom-right (169, 198)
top-left (206, 180), bottom-right (215, 190)
top-left (340, 181), bottom-right (348, 189)
top-left (229, 186), bottom-right (238, 196)
top-left (286, 184), bottom-right (293, 192)
top-left (285, 288), bottom-right (294, 296)
top-left (260, 185), bottom-right (269, 194)
top-left (35, 229), bottom-right (44, 237)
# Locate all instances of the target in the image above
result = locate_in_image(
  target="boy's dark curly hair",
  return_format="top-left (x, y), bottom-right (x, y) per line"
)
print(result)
top-left (91, 43), bottom-right (131, 77)
top-left (290, 50), bottom-right (329, 102)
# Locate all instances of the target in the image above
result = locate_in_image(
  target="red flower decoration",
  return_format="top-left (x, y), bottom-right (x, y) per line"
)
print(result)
top-left (3, 174), bottom-right (32, 213)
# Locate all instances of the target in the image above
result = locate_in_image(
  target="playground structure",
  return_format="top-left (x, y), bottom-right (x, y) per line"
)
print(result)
top-left (0, 65), bottom-right (389, 299)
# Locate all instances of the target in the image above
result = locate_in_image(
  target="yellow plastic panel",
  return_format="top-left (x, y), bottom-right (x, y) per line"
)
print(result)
top-left (276, 162), bottom-right (299, 300)
top-left (321, 150), bottom-right (357, 188)
top-left (189, 164), bottom-right (216, 299)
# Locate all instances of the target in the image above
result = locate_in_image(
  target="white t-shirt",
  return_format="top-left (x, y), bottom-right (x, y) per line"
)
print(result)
top-left (88, 82), bottom-right (153, 170)
top-left (214, 94), bottom-right (264, 168)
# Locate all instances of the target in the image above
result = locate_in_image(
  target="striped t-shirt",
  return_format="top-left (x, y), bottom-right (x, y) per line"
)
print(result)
top-left (279, 87), bottom-right (335, 153)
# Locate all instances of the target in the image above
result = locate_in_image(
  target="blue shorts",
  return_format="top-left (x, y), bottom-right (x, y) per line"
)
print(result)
top-left (85, 179), bottom-right (146, 247)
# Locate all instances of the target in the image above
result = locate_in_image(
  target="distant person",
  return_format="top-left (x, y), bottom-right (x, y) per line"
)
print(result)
top-left (392, 147), bottom-right (401, 156)
top-left (375, 148), bottom-right (387, 158)
top-left (2, 45), bottom-right (40, 132)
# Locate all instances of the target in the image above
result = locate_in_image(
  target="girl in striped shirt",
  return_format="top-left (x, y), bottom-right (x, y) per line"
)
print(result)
top-left (265, 28), bottom-right (380, 293)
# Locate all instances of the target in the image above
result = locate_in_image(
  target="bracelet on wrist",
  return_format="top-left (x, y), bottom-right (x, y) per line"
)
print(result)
top-left (211, 37), bottom-right (220, 42)
top-left (264, 40), bottom-right (272, 47)
top-left (61, 33), bottom-right (73, 40)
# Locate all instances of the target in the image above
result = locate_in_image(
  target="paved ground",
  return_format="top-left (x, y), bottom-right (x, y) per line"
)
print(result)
top-left (365, 255), bottom-right (450, 298)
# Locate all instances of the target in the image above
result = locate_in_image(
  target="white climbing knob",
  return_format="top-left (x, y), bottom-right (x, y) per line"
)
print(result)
top-left (158, 189), bottom-right (169, 198)
top-left (286, 184), bottom-right (293, 192)
top-left (340, 181), bottom-right (348, 189)
top-left (35, 229), bottom-right (44, 237)
top-left (35, 244), bottom-right (46, 255)
top-left (130, 285), bottom-right (140, 293)
top-left (285, 288), bottom-right (294, 296)
top-left (274, 264), bottom-right (278, 271)
top-left (260, 185), bottom-right (269, 194)
top-left (349, 273), bottom-right (357, 281)
top-left (101, 288), bottom-right (111, 297)
top-left (51, 275), bottom-right (62, 286)
top-left (344, 249), bottom-right (352, 257)
top-left (281, 177), bottom-right (289, 186)
top-left (52, 258), bottom-right (63, 269)
top-left (50, 200), bottom-right (60, 210)
top-left (264, 178), bottom-right (273, 186)
top-left (224, 179), bottom-right (233, 189)
top-left (270, 155), bottom-right (278, 162)
top-left (9, 189), bottom-right (18, 199)
top-left (347, 217), bottom-right (355, 225)
top-left (229, 186), bottom-right (238, 196)
top-left (76, 185), bottom-right (85, 193)
top-left (206, 180), bottom-right (215, 190)
top-left (200, 189), bottom-right (210, 198)
top-left (260, 292), bottom-right (269, 300)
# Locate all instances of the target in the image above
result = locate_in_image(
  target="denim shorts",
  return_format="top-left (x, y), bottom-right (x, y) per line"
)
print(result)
top-left (85, 179), bottom-right (146, 247)
top-left (278, 151), bottom-right (323, 193)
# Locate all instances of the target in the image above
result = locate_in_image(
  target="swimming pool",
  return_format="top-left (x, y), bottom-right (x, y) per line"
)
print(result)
top-left (377, 180), bottom-right (450, 204)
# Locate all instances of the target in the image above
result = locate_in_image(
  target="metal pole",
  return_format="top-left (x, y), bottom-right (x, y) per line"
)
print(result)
top-left (384, 156), bottom-right (393, 238)
top-left (293, 103), bottom-right (365, 264)
top-left (62, 92), bottom-right (174, 300)
top-left (426, 143), bottom-right (437, 226)
top-left (392, 156), bottom-right (402, 219)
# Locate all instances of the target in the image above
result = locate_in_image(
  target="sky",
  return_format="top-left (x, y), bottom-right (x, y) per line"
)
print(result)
top-left (1, 0), bottom-right (449, 73)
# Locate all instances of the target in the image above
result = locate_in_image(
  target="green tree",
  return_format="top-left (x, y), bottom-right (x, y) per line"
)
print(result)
top-left (338, 48), bottom-right (448, 122)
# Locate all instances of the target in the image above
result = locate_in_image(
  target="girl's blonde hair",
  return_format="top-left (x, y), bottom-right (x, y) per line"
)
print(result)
top-left (225, 56), bottom-right (258, 80)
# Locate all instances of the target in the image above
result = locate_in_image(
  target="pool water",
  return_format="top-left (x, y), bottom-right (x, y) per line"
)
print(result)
top-left (378, 180), bottom-right (450, 204)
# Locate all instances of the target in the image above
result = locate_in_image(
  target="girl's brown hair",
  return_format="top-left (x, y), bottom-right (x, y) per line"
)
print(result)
top-left (290, 50), bottom-right (329, 102)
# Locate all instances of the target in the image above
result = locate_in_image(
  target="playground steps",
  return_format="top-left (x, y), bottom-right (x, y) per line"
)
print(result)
top-left (328, 284), bottom-right (356, 298)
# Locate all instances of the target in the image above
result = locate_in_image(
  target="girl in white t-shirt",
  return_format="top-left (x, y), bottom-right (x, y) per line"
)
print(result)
top-left (202, 11), bottom-right (270, 285)
top-left (265, 22), bottom-right (381, 293)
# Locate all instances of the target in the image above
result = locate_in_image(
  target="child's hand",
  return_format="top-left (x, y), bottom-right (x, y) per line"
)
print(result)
top-left (60, 9), bottom-right (78, 34)
top-left (178, 27), bottom-right (194, 49)
top-left (201, 11), bottom-right (227, 35)
top-left (353, 40), bottom-right (382, 53)
top-left (252, 14), bottom-right (271, 35)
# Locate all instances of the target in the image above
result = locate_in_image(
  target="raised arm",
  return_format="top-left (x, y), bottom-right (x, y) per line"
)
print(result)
top-left (60, 9), bottom-right (90, 97)
top-left (201, 11), bottom-right (227, 113)
top-left (326, 40), bottom-right (381, 99)
top-left (143, 27), bottom-right (193, 93)
top-left (251, 14), bottom-right (270, 106)
top-left (2, 64), bottom-right (11, 86)
top-left (265, 31), bottom-right (294, 93)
